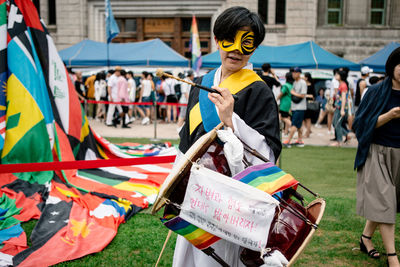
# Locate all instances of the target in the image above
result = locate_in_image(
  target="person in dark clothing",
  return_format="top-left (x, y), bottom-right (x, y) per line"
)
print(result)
top-left (355, 66), bottom-right (372, 112)
top-left (174, 6), bottom-right (281, 266)
top-left (259, 63), bottom-right (281, 90)
top-left (74, 71), bottom-right (86, 101)
top-left (353, 47), bottom-right (400, 267)
top-left (303, 72), bottom-right (316, 138)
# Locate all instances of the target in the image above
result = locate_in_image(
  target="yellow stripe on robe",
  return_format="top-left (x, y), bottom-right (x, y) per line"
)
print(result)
top-left (189, 69), bottom-right (263, 134)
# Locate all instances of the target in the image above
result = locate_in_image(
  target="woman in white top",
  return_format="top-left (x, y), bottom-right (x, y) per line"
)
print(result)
top-left (164, 75), bottom-right (178, 123)
top-left (138, 72), bottom-right (154, 125)
top-left (94, 72), bottom-right (107, 121)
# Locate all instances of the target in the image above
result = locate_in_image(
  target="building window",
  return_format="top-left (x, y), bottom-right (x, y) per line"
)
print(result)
top-left (181, 18), bottom-right (211, 32)
top-left (116, 18), bottom-right (137, 33)
top-left (48, 0), bottom-right (56, 25)
top-left (370, 0), bottom-right (385, 25)
top-left (258, 0), bottom-right (268, 24)
top-left (327, 0), bottom-right (342, 25)
top-left (275, 0), bottom-right (286, 24)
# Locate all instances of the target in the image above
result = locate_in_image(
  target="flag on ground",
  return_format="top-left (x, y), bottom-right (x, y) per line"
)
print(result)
top-left (0, 1), bottom-right (175, 265)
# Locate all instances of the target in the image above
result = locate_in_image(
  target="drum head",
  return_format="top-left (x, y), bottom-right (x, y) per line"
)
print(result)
top-left (151, 123), bottom-right (224, 214)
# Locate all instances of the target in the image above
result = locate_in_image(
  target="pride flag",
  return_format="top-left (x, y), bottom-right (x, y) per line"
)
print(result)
top-left (190, 15), bottom-right (202, 74)
top-left (162, 162), bottom-right (298, 249)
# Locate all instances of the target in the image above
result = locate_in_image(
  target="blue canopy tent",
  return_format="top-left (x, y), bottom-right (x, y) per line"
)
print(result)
top-left (59, 38), bottom-right (189, 67)
top-left (202, 41), bottom-right (360, 70)
top-left (360, 42), bottom-right (400, 73)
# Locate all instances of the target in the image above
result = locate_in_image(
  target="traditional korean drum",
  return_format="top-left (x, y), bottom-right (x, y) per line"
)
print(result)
top-left (152, 123), bottom-right (325, 266)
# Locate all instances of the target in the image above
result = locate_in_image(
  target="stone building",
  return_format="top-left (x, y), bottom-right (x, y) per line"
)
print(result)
top-left (38, 0), bottom-right (400, 63)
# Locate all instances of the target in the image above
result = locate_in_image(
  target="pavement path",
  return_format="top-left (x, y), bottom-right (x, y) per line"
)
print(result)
top-left (89, 118), bottom-right (358, 148)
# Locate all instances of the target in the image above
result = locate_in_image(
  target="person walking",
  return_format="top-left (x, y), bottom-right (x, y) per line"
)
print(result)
top-left (126, 71), bottom-right (136, 124)
top-left (74, 71), bottom-right (86, 102)
top-left (177, 70), bottom-right (194, 129)
top-left (94, 71), bottom-right (107, 121)
top-left (276, 72), bottom-right (293, 136)
top-left (314, 88), bottom-right (328, 128)
top-left (303, 72), bottom-right (316, 138)
top-left (326, 68), bottom-right (340, 134)
top-left (330, 70), bottom-right (350, 146)
top-left (355, 66), bottom-right (372, 112)
top-left (105, 66), bottom-right (123, 127)
top-left (353, 47), bottom-right (400, 267)
top-left (259, 63), bottom-right (281, 90)
top-left (164, 73), bottom-right (178, 123)
top-left (283, 67), bottom-right (307, 147)
top-left (117, 69), bottom-right (130, 128)
top-left (138, 71), bottom-right (153, 125)
top-left (85, 73), bottom-right (96, 119)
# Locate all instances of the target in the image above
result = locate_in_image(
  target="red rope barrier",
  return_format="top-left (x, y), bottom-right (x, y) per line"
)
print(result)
top-left (0, 155), bottom-right (176, 174)
top-left (81, 100), bottom-right (187, 107)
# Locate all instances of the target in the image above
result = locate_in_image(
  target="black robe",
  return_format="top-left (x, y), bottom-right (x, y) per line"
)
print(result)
top-left (179, 77), bottom-right (282, 161)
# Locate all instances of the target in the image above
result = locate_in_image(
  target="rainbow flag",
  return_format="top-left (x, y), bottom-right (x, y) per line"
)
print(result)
top-left (190, 15), bottom-right (202, 74)
top-left (162, 162), bottom-right (298, 249)
top-left (234, 162), bottom-right (298, 194)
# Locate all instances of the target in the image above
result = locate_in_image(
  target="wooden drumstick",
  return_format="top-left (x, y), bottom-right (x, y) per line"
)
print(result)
top-left (155, 68), bottom-right (238, 101)
top-left (156, 68), bottom-right (220, 95)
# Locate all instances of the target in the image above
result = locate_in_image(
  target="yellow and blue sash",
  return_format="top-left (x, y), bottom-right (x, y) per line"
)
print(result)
top-left (189, 68), bottom-right (264, 134)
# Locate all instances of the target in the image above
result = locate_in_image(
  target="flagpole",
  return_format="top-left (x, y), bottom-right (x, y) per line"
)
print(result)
top-left (107, 42), bottom-right (110, 70)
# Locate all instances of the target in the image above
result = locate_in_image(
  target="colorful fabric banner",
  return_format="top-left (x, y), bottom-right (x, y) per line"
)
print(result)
top-left (0, 0), bottom-right (7, 150)
top-left (0, 1), bottom-right (175, 265)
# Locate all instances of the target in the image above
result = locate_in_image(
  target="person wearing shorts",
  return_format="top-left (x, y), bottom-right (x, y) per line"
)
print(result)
top-left (164, 75), bottom-right (178, 123)
top-left (277, 72), bottom-right (293, 136)
top-left (138, 72), bottom-right (154, 125)
top-left (283, 67), bottom-right (307, 147)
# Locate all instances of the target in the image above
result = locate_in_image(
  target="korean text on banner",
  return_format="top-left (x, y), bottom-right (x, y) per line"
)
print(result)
top-left (179, 164), bottom-right (279, 251)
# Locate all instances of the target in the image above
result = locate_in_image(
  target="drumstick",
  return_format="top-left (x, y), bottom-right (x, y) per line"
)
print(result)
top-left (156, 68), bottom-right (220, 95)
top-left (156, 69), bottom-right (238, 101)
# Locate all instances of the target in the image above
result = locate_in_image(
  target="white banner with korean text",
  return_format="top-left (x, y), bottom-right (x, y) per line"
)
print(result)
top-left (179, 164), bottom-right (279, 251)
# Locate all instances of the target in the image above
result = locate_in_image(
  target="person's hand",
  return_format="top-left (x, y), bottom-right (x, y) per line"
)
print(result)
top-left (340, 109), bottom-right (345, 117)
top-left (109, 96), bottom-right (113, 102)
top-left (208, 86), bottom-right (234, 129)
top-left (388, 106), bottom-right (400, 119)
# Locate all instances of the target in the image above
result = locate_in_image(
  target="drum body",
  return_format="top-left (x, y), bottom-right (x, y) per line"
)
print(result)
top-left (240, 198), bottom-right (325, 266)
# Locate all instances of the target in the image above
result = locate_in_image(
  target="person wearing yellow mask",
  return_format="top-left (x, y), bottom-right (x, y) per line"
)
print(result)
top-left (173, 6), bottom-right (281, 267)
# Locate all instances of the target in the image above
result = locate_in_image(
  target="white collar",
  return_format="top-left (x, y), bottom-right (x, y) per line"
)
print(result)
top-left (213, 63), bottom-right (253, 87)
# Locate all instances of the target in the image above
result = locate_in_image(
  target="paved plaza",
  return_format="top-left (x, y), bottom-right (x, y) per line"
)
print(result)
top-left (89, 118), bottom-right (358, 148)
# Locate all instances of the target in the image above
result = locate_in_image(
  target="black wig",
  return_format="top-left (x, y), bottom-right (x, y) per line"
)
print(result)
top-left (213, 6), bottom-right (265, 48)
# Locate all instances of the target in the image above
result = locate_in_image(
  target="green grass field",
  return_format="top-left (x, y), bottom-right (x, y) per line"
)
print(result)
top-left (22, 142), bottom-right (399, 267)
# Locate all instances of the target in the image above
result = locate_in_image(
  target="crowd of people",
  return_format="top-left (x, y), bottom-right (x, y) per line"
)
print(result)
top-left (255, 62), bottom-right (387, 148)
top-left (68, 60), bottom-right (387, 148)
top-left (68, 67), bottom-right (195, 130)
